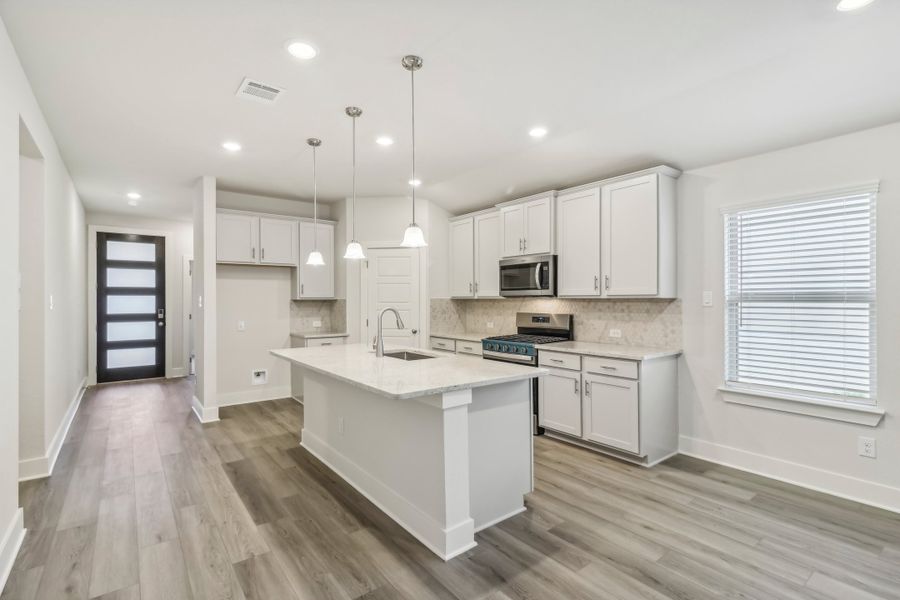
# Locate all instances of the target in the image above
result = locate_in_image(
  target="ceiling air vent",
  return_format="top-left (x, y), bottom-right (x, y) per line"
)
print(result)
top-left (235, 77), bottom-right (284, 104)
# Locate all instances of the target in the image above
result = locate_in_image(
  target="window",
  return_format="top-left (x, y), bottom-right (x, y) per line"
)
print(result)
top-left (724, 185), bottom-right (877, 406)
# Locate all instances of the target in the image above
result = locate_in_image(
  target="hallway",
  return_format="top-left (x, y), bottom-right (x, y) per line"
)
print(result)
top-left (3, 379), bottom-right (900, 599)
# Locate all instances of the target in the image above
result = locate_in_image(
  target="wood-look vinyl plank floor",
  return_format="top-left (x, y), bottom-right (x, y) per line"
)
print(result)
top-left (3, 378), bottom-right (899, 600)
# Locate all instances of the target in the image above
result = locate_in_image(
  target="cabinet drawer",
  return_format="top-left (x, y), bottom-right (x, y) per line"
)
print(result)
top-left (307, 337), bottom-right (345, 348)
top-left (456, 341), bottom-right (482, 356)
top-left (539, 351), bottom-right (581, 371)
top-left (583, 356), bottom-right (638, 379)
top-left (430, 337), bottom-right (456, 352)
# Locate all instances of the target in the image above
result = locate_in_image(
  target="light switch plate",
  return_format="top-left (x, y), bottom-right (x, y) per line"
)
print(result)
top-left (237, 320), bottom-right (246, 331)
top-left (486, 321), bottom-right (494, 329)
top-left (608, 328), bottom-right (622, 338)
top-left (702, 291), bottom-right (713, 307)
top-left (313, 320), bottom-right (322, 328)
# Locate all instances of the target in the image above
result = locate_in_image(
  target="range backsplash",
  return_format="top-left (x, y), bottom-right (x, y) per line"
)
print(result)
top-left (290, 298), bottom-right (346, 334)
top-left (431, 297), bottom-right (681, 349)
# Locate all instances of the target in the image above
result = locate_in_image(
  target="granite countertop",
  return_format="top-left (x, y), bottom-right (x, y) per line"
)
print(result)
top-left (270, 343), bottom-right (545, 400)
top-left (290, 332), bottom-right (350, 339)
top-left (535, 340), bottom-right (682, 361)
top-left (430, 331), bottom-right (509, 343)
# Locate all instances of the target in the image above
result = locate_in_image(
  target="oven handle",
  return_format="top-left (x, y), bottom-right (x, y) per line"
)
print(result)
top-left (483, 349), bottom-right (536, 364)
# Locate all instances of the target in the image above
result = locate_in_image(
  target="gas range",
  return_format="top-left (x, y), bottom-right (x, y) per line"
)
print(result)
top-left (482, 313), bottom-right (573, 366)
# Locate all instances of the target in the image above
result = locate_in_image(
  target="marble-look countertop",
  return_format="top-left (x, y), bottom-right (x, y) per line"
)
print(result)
top-left (430, 331), bottom-right (510, 343)
top-left (271, 343), bottom-right (545, 400)
top-left (536, 340), bottom-right (682, 361)
top-left (289, 332), bottom-right (350, 339)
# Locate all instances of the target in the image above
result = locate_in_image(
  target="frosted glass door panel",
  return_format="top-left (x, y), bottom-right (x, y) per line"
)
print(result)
top-left (107, 268), bottom-right (155, 288)
top-left (107, 321), bottom-right (156, 342)
top-left (107, 295), bottom-right (156, 314)
top-left (106, 241), bottom-right (156, 262)
top-left (107, 347), bottom-right (156, 369)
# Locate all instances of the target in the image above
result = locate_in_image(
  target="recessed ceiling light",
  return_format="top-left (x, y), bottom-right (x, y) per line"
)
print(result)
top-left (128, 199), bottom-right (139, 206)
top-left (836, 0), bottom-right (875, 10)
top-left (529, 126), bottom-right (548, 138)
top-left (286, 40), bottom-right (318, 60)
top-left (126, 192), bottom-right (141, 200)
top-left (375, 136), bottom-right (394, 146)
top-left (408, 179), bottom-right (422, 187)
top-left (222, 141), bottom-right (242, 152)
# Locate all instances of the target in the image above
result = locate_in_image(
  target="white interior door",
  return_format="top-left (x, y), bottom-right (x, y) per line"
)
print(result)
top-left (365, 247), bottom-right (421, 349)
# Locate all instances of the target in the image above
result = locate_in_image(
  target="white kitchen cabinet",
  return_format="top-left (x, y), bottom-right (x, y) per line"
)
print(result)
top-left (474, 211), bottom-right (501, 297)
top-left (217, 213), bottom-right (259, 264)
top-left (499, 192), bottom-right (555, 258)
top-left (295, 221), bottom-right (335, 298)
top-left (539, 369), bottom-right (582, 437)
top-left (259, 217), bottom-right (298, 265)
top-left (582, 373), bottom-right (639, 453)
top-left (556, 187), bottom-right (601, 296)
top-left (449, 217), bottom-right (475, 297)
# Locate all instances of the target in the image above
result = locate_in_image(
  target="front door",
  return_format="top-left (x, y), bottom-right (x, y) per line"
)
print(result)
top-left (365, 247), bottom-right (420, 349)
top-left (97, 232), bottom-right (166, 382)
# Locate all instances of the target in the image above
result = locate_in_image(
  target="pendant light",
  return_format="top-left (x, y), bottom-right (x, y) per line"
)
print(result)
top-left (400, 54), bottom-right (427, 248)
top-left (305, 137), bottom-right (325, 266)
top-left (343, 106), bottom-right (366, 260)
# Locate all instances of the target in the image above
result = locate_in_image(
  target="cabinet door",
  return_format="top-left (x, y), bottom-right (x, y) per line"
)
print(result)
top-left (500, 205), bottom-right (524, 257)
top-left (216, 213), bottom-right (259, 263)
top-left (557, 188), bottom-right (600, 296)
top-left (474, 212), bottom-right (501, 297)
top-left (449, 218), bottom-right (474, 297)
top-left (539, 370), bottom-right (582, 436)
top-left (523, 196), bottom-right (553, 255)
top-left (601, 174), bottom-right (658, 296)
top-left (298, 222), bottom-right (334, 298)
top-left (583, 374), bottom-right (639, 453)
top-left (259, 217), bottom-right (298, 265)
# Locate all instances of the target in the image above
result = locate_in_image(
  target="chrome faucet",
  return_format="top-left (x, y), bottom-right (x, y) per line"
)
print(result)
top-left (374, 307), bottom-right (405, 357)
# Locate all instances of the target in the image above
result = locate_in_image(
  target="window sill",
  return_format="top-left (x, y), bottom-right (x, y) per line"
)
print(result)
top-left (718, 385), bottom-right (885, 427)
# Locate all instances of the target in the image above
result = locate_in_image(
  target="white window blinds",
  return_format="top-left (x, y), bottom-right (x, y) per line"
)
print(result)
top-left (724, 185), bottom-right (877, 405)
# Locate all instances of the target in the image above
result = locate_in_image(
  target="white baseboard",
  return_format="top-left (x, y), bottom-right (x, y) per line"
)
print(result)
top-left (19, 377), bottom-right (87, 482)
top-left (170, 367), bottom-right (187, 378)
top-left (217, 386), bottom-right (292, 408)
top-left (292, 395), bottom-right (303, 404)
top-left (191, 395), bottom-right (219, 423)
top-left (0, 508), bottom-right (25, 594)
top-left (302, 429), bottom-right (475, 561)
top-left (679, 435), bottom-right (900, 514)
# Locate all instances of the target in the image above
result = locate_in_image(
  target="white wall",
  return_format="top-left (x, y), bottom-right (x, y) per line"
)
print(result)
top-left (85, 212), bottom-right (193, 379)
top-left (678, 120), bottom-right (900, 511)
top-left (0, 14), bottom-right (86, 582)
top-left (217, 189), bottom-right (333, 220)
top-left (192, 176), bottom-right (217, 422)
top-left (428, 202), bottom-right (450, 300)
top-left (217, 265), bottom-right (293, 405)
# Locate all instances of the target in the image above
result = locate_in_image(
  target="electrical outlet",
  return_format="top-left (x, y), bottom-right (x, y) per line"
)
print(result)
top-left (702, 291), bottom-right (713, 307)
top-left (858, 436), bottom-right (876, 458)
top-left (251, 369), bottom-right (268, 385)
top-left (608, 328), bottom-right (622, 338)
top-left (486, 321), bottom-right (494, 329)
top-left (49, 294), bottom-right (54, 310)
top-left (313, 320), bottom-right (322, 328)
top-left (237, 320), bottom-right (246, 331)
top-left (338, 416), bottom-right (345, 435)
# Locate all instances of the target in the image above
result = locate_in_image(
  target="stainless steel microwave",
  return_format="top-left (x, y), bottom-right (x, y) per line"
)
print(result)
top-left (499, 254), bottom-right (556, 297)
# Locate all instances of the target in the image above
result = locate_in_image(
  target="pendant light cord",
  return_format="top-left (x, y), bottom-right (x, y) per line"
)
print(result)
top-left (352, 114), bottom-right (357, 240)
top-left (312, 144), bottom-right (318, 250)
top-left (410, 65), bottom-right (416, 224)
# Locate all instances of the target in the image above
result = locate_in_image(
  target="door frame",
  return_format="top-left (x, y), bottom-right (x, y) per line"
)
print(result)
top-left (358, 242), bottom-right (430, 349)
top-left (88, 225), bottom-right (176, 385)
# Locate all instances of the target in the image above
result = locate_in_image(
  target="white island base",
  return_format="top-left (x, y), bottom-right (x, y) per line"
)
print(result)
top-left (299, 370), bottom-right (532, 560)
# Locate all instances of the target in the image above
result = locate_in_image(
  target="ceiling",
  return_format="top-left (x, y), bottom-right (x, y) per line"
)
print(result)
top-left (3, 0), bottom-right (900, 219)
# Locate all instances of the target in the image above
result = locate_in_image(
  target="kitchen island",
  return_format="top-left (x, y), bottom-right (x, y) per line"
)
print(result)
top-left (270, 343), bottom-right (545, 560)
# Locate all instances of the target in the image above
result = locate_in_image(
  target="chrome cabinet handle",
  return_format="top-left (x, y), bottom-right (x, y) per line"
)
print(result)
top-left (474, 282), bottom-right (478, 294)
top-left (320, 342), bottom-right (332, 346)
top-left (550, 358), bottom-right (564, 363)
top-left (251, 247), bottom-right (256, 259)
top-left (585, 382), bottom-right (591, 396)
top-left (605, 275), bottom-right (610, 290)
top-left (469, 282), bottom-right (473, 293)
top-left (574, 379), bottom-right (579, 394)
top-left (301, 283), bottom-right (304, 295)
top-left (594, 275), bottom-right (599, 290)
top-left (600, 365), bottom-right (617, 371)
top-left (261, 248), bottom-right (265, 260)
top-left (523, 238), bottom-right (527, 251)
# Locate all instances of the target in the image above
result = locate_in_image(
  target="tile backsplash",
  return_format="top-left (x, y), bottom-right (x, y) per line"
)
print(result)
top-left (431, 297), bottom-right (681, 349)
top-left (291, 299), bottom-right (346, 334)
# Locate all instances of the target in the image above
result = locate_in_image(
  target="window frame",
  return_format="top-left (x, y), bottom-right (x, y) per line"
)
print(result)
top-left (719, 183), bottom-right (880, 424)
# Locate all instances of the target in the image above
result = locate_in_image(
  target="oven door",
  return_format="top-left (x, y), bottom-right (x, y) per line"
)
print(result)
top-left (499, 255), bottom-right (555, 297)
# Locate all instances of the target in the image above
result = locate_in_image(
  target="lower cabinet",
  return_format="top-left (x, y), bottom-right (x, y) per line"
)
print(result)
top-left (290, 335), bottom-right (346, 400)
top-left (582, 374), bottom-right (639, 454)
top-left (538, 370), bottom-right (582, 437)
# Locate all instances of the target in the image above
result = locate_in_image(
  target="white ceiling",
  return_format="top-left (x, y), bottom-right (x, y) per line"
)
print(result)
top-left (3, 0), bottom-right (900, 219)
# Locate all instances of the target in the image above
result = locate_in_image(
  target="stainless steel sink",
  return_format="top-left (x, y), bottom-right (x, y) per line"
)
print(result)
top-left (383, 351), bottom-right (434, 361)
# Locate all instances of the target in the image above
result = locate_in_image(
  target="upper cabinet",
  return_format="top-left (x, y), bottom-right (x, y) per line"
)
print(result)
top-left (259, 217), bottom-right (298, 265)
top-left (216, 213), bottom-right (259, 264)
top-left (500, 192), bottom-right (556, 257)
top-left (557, 167), bottom-right (678, 299)
top-left (474, 211), bottom-right (501, 298)
top-left (449, 217), bottom-right (475, 297)
top-left (295, 221), bottom-right (335, 299)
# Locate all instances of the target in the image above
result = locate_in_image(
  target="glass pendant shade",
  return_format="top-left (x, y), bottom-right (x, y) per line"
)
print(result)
top-left (343, 240), bottom-right (366, 259)
top-left (306, 250), bottom-right (325, 266)
top-left (400, 223), bottom-right (427, 248)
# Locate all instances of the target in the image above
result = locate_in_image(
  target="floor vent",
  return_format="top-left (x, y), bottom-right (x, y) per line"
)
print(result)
top-left (235, 77), bottom-right (284, 104)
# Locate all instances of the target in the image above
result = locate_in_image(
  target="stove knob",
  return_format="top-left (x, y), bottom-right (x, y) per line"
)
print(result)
top-left (501, 345), bottom-right (508, 352)
top-left (520, 346), bottom-right (528, 354)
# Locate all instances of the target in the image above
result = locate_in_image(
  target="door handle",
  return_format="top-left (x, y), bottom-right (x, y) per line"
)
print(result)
top-left (157, 308), bottom-right (165, 319)
top-left (411, 329), bottom-right (419, 334)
